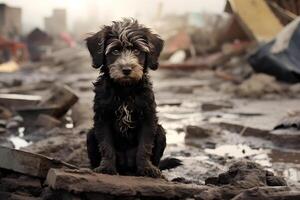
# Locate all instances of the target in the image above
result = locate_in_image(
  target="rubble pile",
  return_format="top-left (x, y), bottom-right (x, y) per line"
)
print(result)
top-left (0, 0), bottom-right (300, 199)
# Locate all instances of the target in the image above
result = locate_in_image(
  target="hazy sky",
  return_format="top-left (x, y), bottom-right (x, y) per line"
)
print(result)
top-left (1, 0), bottom-right (226, 33)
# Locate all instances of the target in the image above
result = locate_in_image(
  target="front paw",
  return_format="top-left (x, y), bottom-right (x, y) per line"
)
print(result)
top-left (137, 163), bottom-right (163, 178)
top-left (93, 162), bottom-right (117, 175)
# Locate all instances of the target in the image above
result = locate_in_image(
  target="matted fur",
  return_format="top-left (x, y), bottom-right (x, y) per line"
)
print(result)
top-left (86, 19), bottom-right (178, 178)
top-left (86, 18), bottom-right (164, 71)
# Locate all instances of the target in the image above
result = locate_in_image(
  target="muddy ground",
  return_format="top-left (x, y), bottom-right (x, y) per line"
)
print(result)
top-left (0, 47), bottom-right (299, 190)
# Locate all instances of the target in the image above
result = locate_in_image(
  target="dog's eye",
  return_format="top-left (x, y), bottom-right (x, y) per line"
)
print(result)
top-left (133, 49), bottom-right (140, 55)
top-left (112, 49), bottom-right (121, 55)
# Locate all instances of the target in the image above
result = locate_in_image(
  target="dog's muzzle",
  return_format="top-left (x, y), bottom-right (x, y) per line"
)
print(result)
top-left (122, 66), bottom-right (132, 76)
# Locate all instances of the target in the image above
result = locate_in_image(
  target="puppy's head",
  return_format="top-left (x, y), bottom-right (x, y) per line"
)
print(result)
top-left (86, 18), bottom-right (164, 85)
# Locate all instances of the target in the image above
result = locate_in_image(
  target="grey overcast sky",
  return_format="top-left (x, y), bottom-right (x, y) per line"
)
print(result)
top-left (1, 0), bottom-right (226, 33)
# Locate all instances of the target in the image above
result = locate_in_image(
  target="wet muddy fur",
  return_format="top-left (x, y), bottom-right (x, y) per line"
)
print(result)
top-left (86, 19), bottom-right (181, 177)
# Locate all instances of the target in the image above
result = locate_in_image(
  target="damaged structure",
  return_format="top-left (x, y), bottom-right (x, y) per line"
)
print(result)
top-left (0, 4), bottom-right (22, 39)
top-left (44, 9), bottom-right (67, 37)
top-left (0, 0), bottom-right (300, 199)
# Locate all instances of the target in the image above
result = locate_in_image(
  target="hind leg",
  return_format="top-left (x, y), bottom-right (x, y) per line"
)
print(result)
top-left (86, 128), bottom-right (101, 169)
top-left (151, 124), bottom-right (166, 167)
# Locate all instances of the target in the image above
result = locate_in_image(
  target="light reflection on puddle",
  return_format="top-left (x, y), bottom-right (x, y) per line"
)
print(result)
top-left (283, 168), bottom-right (300, 183)
top-left (158, 100), bottom-right (300, 185)
top-left (204, 144), bottom-right (273, 168)
top-left (207, 113), bottom-right (239, 123)
top-left (205, 144), bottom-right (269, 158)
top-left (166, 129), bottom-right (185, 145)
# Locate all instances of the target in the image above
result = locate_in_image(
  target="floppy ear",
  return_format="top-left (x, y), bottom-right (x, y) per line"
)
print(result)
top-left (146, 33), bottom-right (164, 70)
top-left (85, 27), bottom-right (109, 69)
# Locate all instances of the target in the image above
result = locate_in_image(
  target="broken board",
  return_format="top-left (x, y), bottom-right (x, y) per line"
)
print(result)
top-left (0, 146), bottom-right (78, 178)
top-left (226, 0), bottom-right (283, 42)
top-left (46, 168), bottom-right (209, 199)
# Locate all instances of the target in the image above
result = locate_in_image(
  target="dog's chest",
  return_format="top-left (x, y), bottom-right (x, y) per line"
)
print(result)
top-left (114, 97), bottom-right (139, 135)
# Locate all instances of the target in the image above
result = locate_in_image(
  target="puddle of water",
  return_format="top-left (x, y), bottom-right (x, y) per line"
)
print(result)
top-left (204, 144), bottom-right (270, 158)
top-left (284, 168), bottom-right (300, 183)
top-left (207, 113), bottom-right (239, 123)
top-left (166, 129), bottom-right (185, 145)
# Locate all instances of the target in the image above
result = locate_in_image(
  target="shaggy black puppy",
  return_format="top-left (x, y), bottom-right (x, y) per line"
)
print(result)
top-left (86, 19), bottom-right (180, 178)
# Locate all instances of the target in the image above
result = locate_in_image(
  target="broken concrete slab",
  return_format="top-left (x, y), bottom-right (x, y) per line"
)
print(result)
top-left (15, 84), bottom-right (78, 124)
top-left (16, 106), bottom-right (60, 125)
top-left (46, 168), bottom-right (210, 199)
top-left (39, 84), bottom-right (78, 118)
top-left (217, 122), bottom-right (300, 148)
top-left (45, 161), bottom-right (295, 200)
top-left (34, 114), bottom-right (61, 129)
top-left (0, 146), bottom-right (78, 178)
top-left (23, 134), bottom-right (89, 168)
top-left (0, 94), bottom-right (41, 108)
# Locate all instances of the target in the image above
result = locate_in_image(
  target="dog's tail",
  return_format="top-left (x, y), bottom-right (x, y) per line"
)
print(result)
top-left (158, 157), bottom-right (182, 171)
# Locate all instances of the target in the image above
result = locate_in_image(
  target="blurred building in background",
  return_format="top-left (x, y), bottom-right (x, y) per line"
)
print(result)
top-left (0, 4), bottom-right (22, 40)
top-left (44, 9), bottom-right (67, 36)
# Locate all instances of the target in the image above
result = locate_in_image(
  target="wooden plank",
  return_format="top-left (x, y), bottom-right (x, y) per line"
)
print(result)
top-left (0, 94), bottom-right (41, 108)
top-left (46, 168), bottom-right (209, 199)
top-left (0, 146), bottom-right (78, 178)
top-left (15, 84), bottom-right (78, 123)
top-left (39, 84), bottom-right (78, 118)
top-left (228, 0), bottom-right (283, 42)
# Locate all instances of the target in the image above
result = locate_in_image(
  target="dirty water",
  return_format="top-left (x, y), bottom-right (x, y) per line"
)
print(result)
top-left (153, 70), bottom-right (300, 188)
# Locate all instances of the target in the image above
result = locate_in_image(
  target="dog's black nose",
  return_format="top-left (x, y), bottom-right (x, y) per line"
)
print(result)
top-left (122, 68), bottom-right (132, 75)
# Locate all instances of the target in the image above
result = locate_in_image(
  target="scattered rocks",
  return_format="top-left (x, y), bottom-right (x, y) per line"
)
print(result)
top-left (196, 161), bottom-right (290, 200)
top-left (205, 161), bottom-right (287, 187)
